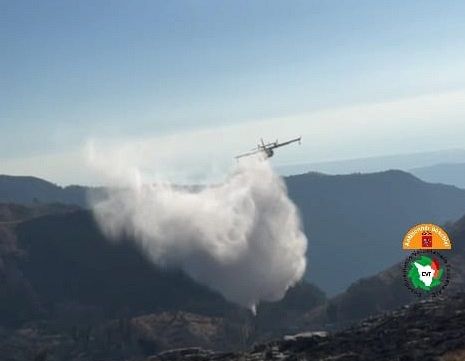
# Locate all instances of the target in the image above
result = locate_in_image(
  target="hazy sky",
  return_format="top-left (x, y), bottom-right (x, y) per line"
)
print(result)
top-left (2, 0), bottom-right (465, 185)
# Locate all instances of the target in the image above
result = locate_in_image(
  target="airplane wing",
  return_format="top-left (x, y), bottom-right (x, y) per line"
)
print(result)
top-left (270, 137), bottom-right (301, 149)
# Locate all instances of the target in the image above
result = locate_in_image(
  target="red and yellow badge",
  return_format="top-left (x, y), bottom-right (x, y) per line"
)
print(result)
top-left (402, 224), bottom-right (452, 250)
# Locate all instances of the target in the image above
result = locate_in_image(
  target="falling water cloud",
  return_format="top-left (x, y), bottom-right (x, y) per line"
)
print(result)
top-left (91, 153), bottom-right (307, 311)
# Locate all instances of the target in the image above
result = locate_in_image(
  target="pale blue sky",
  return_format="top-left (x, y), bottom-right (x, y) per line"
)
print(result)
top-left (1, 1), bottom-right (465, 184)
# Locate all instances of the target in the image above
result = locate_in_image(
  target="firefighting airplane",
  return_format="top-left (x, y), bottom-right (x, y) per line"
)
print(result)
top-left (235, 136), bottom-right (301, 159)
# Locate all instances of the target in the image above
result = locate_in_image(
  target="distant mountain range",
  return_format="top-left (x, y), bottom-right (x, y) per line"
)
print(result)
top-left (2, 171), bottom-right (465, 295)
top-left (286, 170), bottom-right (465, 294)
top-left (277, 148), bottom-right (465, 177)
top-left (410, 162), bottom-right (465, 189)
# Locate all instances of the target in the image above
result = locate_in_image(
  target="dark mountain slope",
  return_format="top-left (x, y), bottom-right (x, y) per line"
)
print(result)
top-left (286, 170), bottom-right (465, 294)
top-left (0, 203), bottom-right (81, 327)
top-left (0, 202), bottom-right (79, 223)
top-left (303, 214), bottom-right (465, 329)
top-left (14, 210), bottom-right (236, 321)
top-left (0, 175), bottom-right (101, 207)
top-left (0, 205), bottom-right (327, 355)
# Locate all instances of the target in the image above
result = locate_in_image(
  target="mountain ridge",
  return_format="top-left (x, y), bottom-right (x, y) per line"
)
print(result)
top-left (277, 148), bottom-right (465, 176)
top-left (410, 162), bottom-right (465, 189)
top-left (2, 170), bottom-right (465, 294)
top-left (286, 169), bottom-right (465, 293)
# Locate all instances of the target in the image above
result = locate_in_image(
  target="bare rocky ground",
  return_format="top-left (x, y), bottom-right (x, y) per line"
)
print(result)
top-left (148, 292), bottom-right (465, 361)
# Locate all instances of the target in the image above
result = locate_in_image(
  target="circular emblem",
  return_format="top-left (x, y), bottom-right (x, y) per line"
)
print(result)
top-left (402, 223), bottom-right (452, 250)
top-left (403, 250), bottom-right (450, 297)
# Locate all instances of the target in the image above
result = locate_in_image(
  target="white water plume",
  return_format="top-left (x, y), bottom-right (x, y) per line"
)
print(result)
top-left (92, 156), bottom-right (307, 311)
